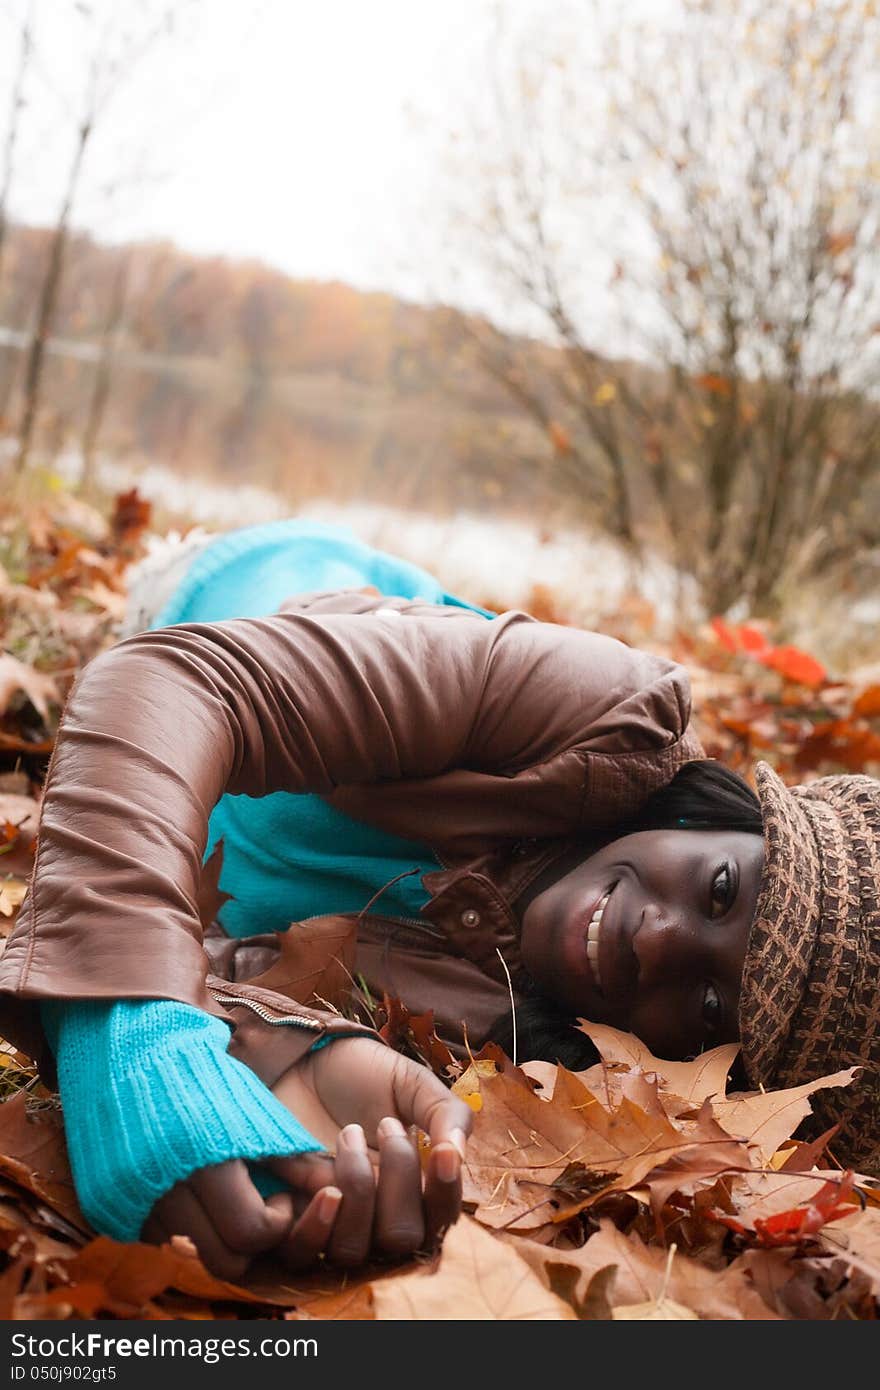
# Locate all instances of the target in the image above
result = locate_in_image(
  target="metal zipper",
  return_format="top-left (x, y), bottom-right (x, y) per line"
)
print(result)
top-left (208, 989), bottom-right (323, 1030)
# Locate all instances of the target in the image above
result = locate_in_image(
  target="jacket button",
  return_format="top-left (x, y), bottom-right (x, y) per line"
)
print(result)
top-left (461, 909), bottom-right (481, 928)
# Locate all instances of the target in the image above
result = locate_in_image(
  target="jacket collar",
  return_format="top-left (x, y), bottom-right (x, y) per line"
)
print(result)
top-left (419, 837), bottom-right (579, 986)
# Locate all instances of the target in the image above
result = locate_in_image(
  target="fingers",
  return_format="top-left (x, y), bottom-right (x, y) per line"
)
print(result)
top-left (326, 1124), bottom-right (377, 1268)
top-left (424, 1141), bottom-right (465, 1244)
top-left (189, 1160), bottom-right (293, 1254)
top-left (386, 1057), bottom-right (474, 1248)
top-left (271, 1121), bottom-right (430, 1268)
top-left (142, 1159), bottom-right (295, 1283)
top-left (373, 1117), bottom-right (425, 1257)
top-left (144, 1183), bottom-right (253, 1283)
top-left (275, 1186), bottom-right (343, 1271)
top-left (390, 1055), bottom-right (473, 1159)
top-left (264, 1151), bottom-right (337, 1207)
top-left (422, 1094), bottom-right (473, 1244)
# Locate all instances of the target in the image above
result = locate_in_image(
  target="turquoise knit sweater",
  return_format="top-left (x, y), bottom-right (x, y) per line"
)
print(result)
top-left (42, 1000), bottom-right (324, 1241)
top-left (45, 521), bottom-right (493, 1242)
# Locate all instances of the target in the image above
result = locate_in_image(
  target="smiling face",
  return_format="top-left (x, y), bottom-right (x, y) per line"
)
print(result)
top-left (518, 828), bottom-right (764, 1060)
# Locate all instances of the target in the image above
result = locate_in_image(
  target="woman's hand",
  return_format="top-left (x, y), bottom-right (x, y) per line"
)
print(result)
top-left (266, 1036), bottom-right (473, 1270)
top-left (142, 1038), bottom-right (472, 1281)
top-left (141, 1156), bottom-right (339, 1284)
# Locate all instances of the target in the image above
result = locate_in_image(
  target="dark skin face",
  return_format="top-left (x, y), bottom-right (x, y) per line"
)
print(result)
top-left (518, 828), bottom-right (764, 1060)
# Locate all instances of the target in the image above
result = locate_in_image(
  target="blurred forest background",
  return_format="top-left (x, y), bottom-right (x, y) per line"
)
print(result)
top-left (0, 0), bottom-right (879, 668)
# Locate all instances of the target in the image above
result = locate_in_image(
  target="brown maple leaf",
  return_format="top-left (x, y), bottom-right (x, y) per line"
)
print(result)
top-left (577, 1021), bottom-right (740, 1108)
top-left (246, 913), bottom-right (359, 1015)
top-left (196, 840), bottom-right (233, 931)
top-left (816, 1206), bottom-right (880, 1294)
top-left (711, 1068), bottom-right (859, 1163)
top-left (461, 1062), bottom-right (723, 1233)
top-left (371, 1215), bottom-right (575, 1320)
top-left (0, 1093), bottom-right (86, 1232)
top-left (0, 654), bottom-right (59, 725)
top-left (513, 1219), bottom-right (780, 1320)
top-left (110, 488), bottom-right (152, 548)
top-left (378, 996), bottom-right (459, 1076)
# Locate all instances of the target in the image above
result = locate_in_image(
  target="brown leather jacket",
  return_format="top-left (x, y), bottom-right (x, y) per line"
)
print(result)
top-left (0, 589), bottom-right (703, 1081)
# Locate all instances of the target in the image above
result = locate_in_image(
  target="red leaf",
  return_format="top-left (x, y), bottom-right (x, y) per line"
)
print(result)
top-left (715, 1173), bottom-right (858, 1249)
top-left (752, 1174), bottom-right (857, 1247)
top-left (710, 617), bottom-right (739, 653)
top-left (735, 624), bottom-right (770, 656)
top-left (110, 488), bottom-right (151, 546)
top-left (759, 645), bottom-right (827, 688)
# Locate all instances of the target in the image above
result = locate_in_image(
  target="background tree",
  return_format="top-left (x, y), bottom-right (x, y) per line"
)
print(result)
top-left (0, 2), bottom-right (32, 284)
top-left (9, 0), bottom-right (195, 476)
top-left (430, 0), bottom-right (880, 615)
top-left (0, 1), bottom-right (33, 420)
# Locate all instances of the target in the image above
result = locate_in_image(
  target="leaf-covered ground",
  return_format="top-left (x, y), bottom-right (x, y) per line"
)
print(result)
top-left (0, 485), bottom-right (878, 1320)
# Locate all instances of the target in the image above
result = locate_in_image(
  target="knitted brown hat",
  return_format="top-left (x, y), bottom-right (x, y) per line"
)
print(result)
top-left (738, 761), bottom-right (880, 1176)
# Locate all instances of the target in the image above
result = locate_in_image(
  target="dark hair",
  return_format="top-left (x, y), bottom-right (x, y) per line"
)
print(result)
top-left (487, 759), bottom-right (763, 1067)
top-left (618, 757), bottom-right (762, 837)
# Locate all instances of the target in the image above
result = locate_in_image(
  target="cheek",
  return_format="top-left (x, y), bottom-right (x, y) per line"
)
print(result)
top-left (519, 908), bottom-right (570, 1000)
top-left (630, 988), bottom-right (700, 1060)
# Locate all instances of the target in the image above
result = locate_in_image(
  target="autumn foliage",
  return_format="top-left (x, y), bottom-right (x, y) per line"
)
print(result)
top-left (0, 1020), bottom-right (874, 1320)
top-left (0, 490), bottom-right (879, 1319)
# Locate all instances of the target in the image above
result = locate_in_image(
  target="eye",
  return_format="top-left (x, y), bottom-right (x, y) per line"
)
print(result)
top-left (701, 982), bottom-right (722, 1035)
top-left (709, 862), bottom-right (734, 918)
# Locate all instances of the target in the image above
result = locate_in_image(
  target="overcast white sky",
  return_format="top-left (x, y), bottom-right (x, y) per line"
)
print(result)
top-left (0, 0), bottom-right (504, 297)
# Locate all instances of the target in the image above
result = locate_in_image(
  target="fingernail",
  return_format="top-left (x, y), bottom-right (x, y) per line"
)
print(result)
top-left (340, 1123), bottom-right (368, 1153)
top-left (434, 1143), bottom-right (459, 1183)
top-left (317, 1186), bottom-right (342, 1222)
top-left (377, 1116), bottom-right (406, 1142)
top-left (449, 1127), bottom-right (468, 1160)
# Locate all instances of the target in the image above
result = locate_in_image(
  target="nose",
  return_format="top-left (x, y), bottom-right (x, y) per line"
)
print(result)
top-left (631, 903), bottom-right (697, 985)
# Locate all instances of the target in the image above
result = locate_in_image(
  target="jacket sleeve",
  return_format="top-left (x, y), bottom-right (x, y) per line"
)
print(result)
top-left (0, 599), bottom-right (700, 1037)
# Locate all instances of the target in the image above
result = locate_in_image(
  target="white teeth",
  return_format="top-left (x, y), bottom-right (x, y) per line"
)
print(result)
top-left (586, 893), bottom-right (610, 987)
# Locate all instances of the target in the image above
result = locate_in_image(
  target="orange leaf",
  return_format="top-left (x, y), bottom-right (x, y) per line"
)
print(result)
top-left (548, 422), bottom-right (572, 455)
top-left (795, 719), bottom-right (880, 773)
top-left (853, 685), bottom-right (880, 718)
top-left (695, 373), bottom-right (733, 396)
top-left (825, 230), bottom-right (856, 257)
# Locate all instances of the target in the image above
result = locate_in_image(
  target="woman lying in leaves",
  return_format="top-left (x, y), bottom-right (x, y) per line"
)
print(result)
top-left (0, 518), bottom-right (877, 1280)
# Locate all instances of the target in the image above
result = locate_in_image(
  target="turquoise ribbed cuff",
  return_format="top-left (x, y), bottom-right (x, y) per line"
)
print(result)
top-left (42, 999), bottom-right (324, 1243)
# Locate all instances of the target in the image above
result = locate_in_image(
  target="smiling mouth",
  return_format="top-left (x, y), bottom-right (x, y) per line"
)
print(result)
top-left (585, 890), bottom-right (612, 991)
